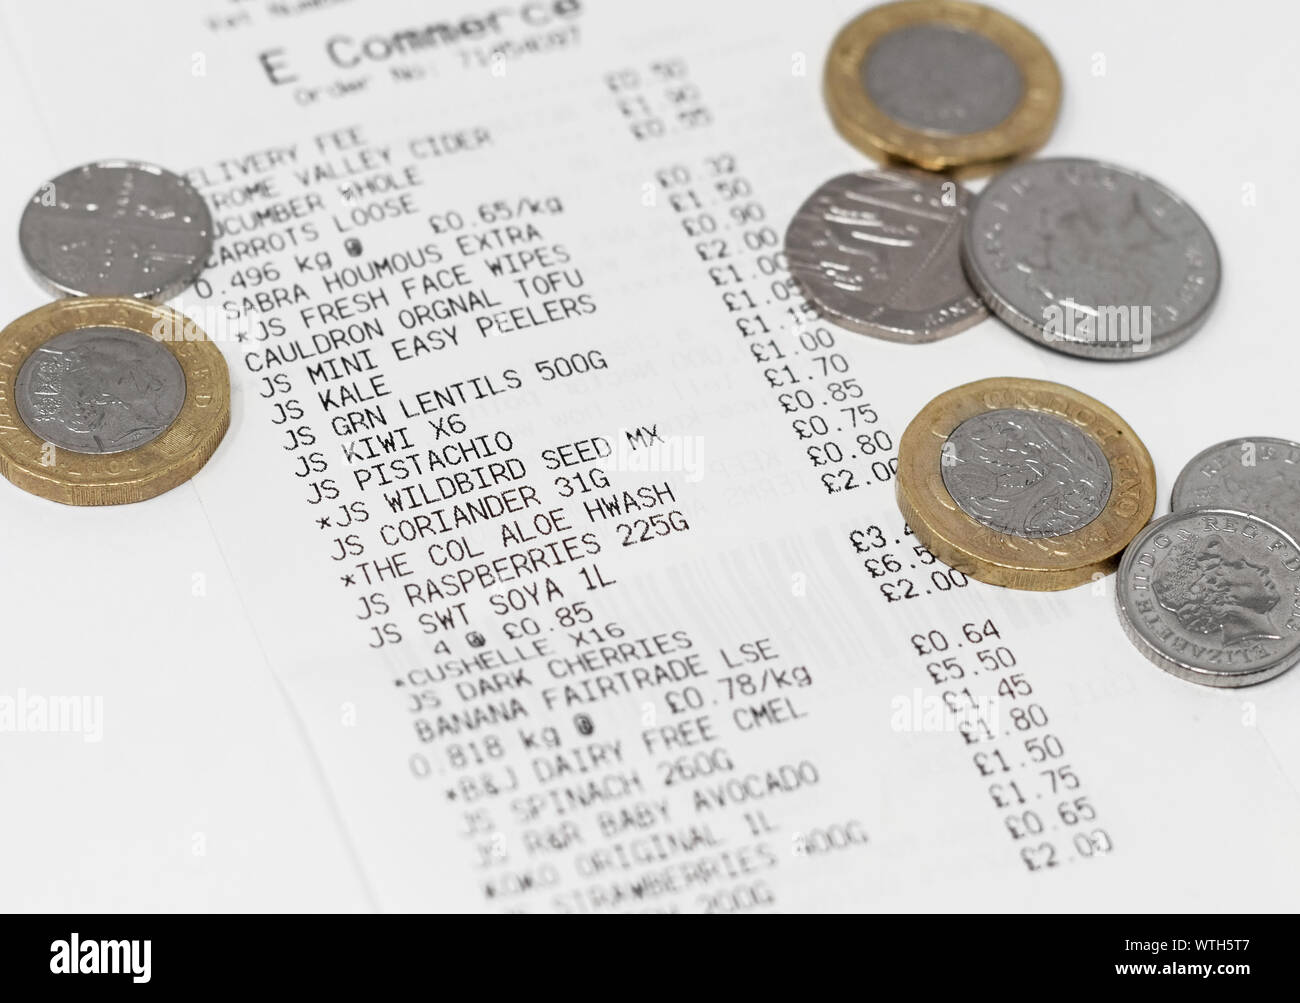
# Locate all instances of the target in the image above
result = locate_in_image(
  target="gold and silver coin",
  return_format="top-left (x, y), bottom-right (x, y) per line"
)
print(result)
top-left (783, 168), bottom-right (987, 343)
top-left (0, 298), bottom-right (229, 505)
top-left (1170, 437), bottom-right (1300, 541)
top-left (897, 377), bottom-right (1156, 590)
top-left (1116, 510), bottom-right (1300, 687)
top-left (19, 160), bottom-right (213, 300)
top-left (824, 0), bottom-right (1061, 170)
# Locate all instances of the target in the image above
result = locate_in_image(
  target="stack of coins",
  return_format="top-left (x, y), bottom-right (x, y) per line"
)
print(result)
top-left (896, 398), bottom-right (1300, 689)
top-left (0, 161), bottom-right (230, 505)
top-left (806, 3), bottom-right (1297, 687)
top-left (1115, 439), bottom-right (1300, 688)
top-left (789, 0), bottom-right (1221, 360)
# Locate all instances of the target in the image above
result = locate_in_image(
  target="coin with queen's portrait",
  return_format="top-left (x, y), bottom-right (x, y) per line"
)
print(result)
top-left (1116, 510), bottom-right (1300, 687)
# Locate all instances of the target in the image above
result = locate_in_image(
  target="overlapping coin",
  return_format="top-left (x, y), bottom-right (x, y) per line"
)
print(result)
top-left (896, 377), bottom-right (1157, 590)
top-left (19, 160), bottom-right (213, 301)
top-left (961, 158), bottom-right (1221, 360)
top-left (784, 168), bottom-right (986, 342)
top-left (824, 0), bottom-right (1060, 170)
top-left (1170, 437), bottom-right (1300, 541)
top-left (0, 298), bottom-right (229, 505)
top-left (1115, 509), bottom-right (1300, 687)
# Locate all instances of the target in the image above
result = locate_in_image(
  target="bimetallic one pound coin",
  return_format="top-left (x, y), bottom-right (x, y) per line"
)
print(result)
top-left (1171, 438), bottom-right (1300, 542)
top-left (824, 1), bottom-right (1061, 170)
top-left (19, 161), bottom-right (213, 300)
top-left (897, 377), bottom-right (1156, 590)
top-left (1116, 510), bottom-right (1300, 687)
top-left (0, 298), bottom-right (230, 505)
top-left (784, 169), bottom-right (987, 343)
top-left (962, 158), bottom-right (1220, 360)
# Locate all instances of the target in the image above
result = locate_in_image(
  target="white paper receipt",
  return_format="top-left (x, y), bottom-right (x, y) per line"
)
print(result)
top-left (2, 0), bottom-right (1298, 913)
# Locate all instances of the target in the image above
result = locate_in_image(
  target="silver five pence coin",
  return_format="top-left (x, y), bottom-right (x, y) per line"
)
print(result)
top-left (785, 169), bottom-right (988, 343)
top-left (19, 160), bottom-right (213, 300)
top-left (1116, 509), bottom-right (1300, 687)
top-left (961, 158), bottom-right (1220, 360)
top-left (14, 327), bottom-right (187, 454)
top-left (1170, 437), bottom-right (1300, 541)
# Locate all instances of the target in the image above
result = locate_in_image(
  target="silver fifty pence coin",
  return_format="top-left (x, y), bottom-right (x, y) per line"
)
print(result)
top-left (1170, 437), bottom-right (1300, 542)
top-left (14, 326), bottom-right (187, 454)
top-left (784, 169), bottom-right (987, 343)
top-left (941, 407), bottom-right (1112, 539)
top-left (961, 158), bottom-right (1220, 360)
top-left (19, 160), bottom-right (213, 300)
top-left (1116, 509), bottom-right (1300, 687)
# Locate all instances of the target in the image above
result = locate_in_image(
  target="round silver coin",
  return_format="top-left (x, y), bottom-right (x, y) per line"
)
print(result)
top-left (961, 158), bottom-right (1220, 360)
top-left (941, 408), bottom-right (1112, 538)
top-left (861, 23), bottom-right (1024, 136)
top-left (14, 326), bottom-right (187, 454)
top-left (1116, 509), bottom-right (1300, 687)
top-left (1171, 438), bottom-right (1300, 541)
top-left (784, 169), bottom-right (988, 343)
top-left (19, 160), bottom-right (213, 300)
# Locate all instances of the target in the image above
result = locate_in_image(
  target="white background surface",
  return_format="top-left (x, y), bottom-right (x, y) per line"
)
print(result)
top-left (0, 0), bottom-right (1297, 911)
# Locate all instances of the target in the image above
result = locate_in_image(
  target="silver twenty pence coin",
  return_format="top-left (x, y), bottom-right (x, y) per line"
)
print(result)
top-left (1171, 438), bottom-right (1300, 541)
top-left (19, 161), bottom-right (213, 300)
top-left (941, 408), bottom-right (1112, 538)
top-left (861, 23), bottom-right (1024, 137)
top-left (961, 158), bottom-right (1220, 360)
top-left (785, 169), bottom-right (988, 343)
top-left (14, 327), bottom-right (187, 454)
top-left (1116, 509), bottom-right (1300, 687)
